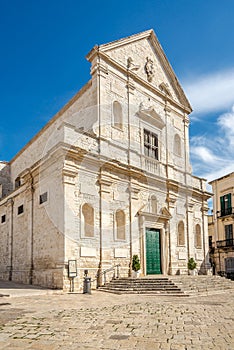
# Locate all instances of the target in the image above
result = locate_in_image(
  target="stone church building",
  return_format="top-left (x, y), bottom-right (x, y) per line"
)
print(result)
top-left (0, 30), bottom-right (211, 291)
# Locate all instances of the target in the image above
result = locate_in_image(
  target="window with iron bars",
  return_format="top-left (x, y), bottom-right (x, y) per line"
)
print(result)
top-left (144, 129), bottom-right (158, 160)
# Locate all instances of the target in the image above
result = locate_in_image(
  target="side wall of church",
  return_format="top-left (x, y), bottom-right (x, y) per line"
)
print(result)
top-left (0, 162), bottom-right (12, 198)
top-left (10, 82), bottom-right (95, 184)
top-left (0, 80), bottom-right (100, 289)
top-left (0, 152), bottom-right (66, 288)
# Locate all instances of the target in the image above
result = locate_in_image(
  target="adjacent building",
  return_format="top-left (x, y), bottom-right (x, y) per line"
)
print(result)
top-left (0, 30), bottom-right (211, 291)
top-left (209, 172), bottom-right (234, 279)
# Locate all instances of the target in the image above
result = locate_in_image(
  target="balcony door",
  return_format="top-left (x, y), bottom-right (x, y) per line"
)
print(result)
top-left (220, 193), bottom-right (232, 216)
top-left (225, 224), bottom-right (233, 246)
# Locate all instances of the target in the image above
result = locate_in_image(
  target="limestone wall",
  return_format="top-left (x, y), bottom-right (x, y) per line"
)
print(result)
top-left (0, 153), bottom-right (66, 288)
top-left (0, 162), bottom-right (12, 198)
top-left (0, 32), bottom-right (211, 291)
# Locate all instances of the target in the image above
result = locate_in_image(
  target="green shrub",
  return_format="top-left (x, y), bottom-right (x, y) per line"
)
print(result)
top-left (132, 255), bottom-right (141, 272)
top-left (188, 257), bottom-right (197, 270)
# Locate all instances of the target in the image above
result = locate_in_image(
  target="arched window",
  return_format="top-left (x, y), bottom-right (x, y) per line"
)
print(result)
top-left (151, 195), bottom-right (157, 214)
top-left (82, 204), bottom-right (94, 237)
top-left (178, 221), bottom-right (185, 246)
top-left (15, 176), bottom-right (21, 189)
top-left (113, 101), bottom-right (123, 129)
top-left (116, 210), bottom-right (125, 240)
top-left (195, 224), bottom-right (202, 248)
top-left (174, 134), bottom-right (181, 156)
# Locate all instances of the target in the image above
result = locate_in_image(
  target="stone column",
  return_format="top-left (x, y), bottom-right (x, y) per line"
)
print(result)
top-left (164, 222), bottom-right (169, 274)
top-left (202, 201), bottom-right (211, 274)
top-left (161, 227), bottom-right (165, 274)
top-left (139, 215), bottom-right (145, 275)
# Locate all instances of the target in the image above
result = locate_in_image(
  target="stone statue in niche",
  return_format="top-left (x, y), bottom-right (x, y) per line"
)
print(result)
top-left (144, 57), bottom-right (154, 82)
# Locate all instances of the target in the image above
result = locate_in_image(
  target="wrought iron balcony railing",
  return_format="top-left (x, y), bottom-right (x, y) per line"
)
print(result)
top-left (217, 207), bottom-right (233, 217)
top-left (216, 239), bottom-right (234, 248)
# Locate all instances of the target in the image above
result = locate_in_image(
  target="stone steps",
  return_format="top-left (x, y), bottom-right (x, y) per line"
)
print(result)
top-left (98, 275), bottom-right (234, 296)
top-left (169, 275), bottom-right (234, 295)
top-left (98, 277), bottom-right (185, 296)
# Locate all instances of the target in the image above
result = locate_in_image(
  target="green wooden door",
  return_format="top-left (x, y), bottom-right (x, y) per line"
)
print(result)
top-left (146, 229), bottom-right (161, 274)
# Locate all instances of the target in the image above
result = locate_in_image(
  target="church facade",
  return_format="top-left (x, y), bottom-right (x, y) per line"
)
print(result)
top-left (0, 30), bottom-right (211, 291)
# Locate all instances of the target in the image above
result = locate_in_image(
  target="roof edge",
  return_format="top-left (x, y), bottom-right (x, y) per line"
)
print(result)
top-left (209, 171), bottom-right (234, 184)
top-left (86, 29), bottom-right (192, 111)
top-left (10, 80), bottom-right (92, 165)
top-left (86, 29), bottom-right (153, 61)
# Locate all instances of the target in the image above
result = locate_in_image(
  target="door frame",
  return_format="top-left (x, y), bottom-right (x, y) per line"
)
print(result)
top-left (138, 209), bottom-right (171, 276)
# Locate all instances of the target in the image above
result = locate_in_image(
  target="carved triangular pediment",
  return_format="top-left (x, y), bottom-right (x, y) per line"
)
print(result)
top-left (161, 206), bottom-right (172, 219)
top-left (137, 105), bottom-right (165, 129)
top-left (86, 30), bottom-right (192, 111)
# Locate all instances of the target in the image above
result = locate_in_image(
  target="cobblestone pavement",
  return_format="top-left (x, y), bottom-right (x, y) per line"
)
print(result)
top-left (0, 287), bottom-right (234, 349)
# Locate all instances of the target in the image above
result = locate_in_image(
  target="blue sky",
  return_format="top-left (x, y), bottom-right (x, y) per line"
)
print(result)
top-left (1, 0), bottom-right (234, 183)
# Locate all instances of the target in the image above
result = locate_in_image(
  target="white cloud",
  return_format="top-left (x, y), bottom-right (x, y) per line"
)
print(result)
top-left (182, 68), bottom-right (234, 116)
top-left (191, 146), bottom-right (219, 164)
top-left (217, 106), bottom-right (234, 146)
top-left (190, 105), bottom-right (234, 182)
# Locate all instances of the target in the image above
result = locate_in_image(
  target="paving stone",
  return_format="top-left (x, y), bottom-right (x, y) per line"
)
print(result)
top-left (0, 290), bottom-right (233, 349)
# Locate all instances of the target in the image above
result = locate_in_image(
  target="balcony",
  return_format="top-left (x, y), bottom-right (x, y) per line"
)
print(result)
top-left (142, 157), bottom-right (166, 177)
top-left (216, 239), bottom-right (234, 248)
top-left (217, 207), bottom-right (234, 218)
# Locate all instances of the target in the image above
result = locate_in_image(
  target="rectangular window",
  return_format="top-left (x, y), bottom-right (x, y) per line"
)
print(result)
top-left (144, 129), bottom-right (158, 160)
top-left (225, 224), bottom-right (233, 246)
top-left (1, 214), bottom-right (6, 223)
top-left (18, 205), bottom-right (24, 215)
top-left (220, 193), bottom-right (232, 216)
top-left (39, 192), bottom-right (48, 204)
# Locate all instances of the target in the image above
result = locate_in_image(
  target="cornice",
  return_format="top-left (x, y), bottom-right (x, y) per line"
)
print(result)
top-left (138, 207), bottom-right (171, 221)
top-left (137, 106), bottom-right (165, 129)
top-left (86, 29), bottom-right (153, 61)
top-left (87, 29), bottom-right (192, 113)
top-left (149, 31), bottom-right (192, 111)
top-left (10, 80), bottom-right (92, 165)
top-left (91, 50), bottom-right (191, 114)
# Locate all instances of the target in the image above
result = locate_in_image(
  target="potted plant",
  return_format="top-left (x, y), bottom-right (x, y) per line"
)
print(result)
top-left (188, 257), bottom-right (197, 275)
top-left (132, 254), bottom-right (141, 278)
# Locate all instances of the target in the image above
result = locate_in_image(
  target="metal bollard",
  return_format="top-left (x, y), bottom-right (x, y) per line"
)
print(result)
top-left (83, 270), bottom-right (91, 294)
